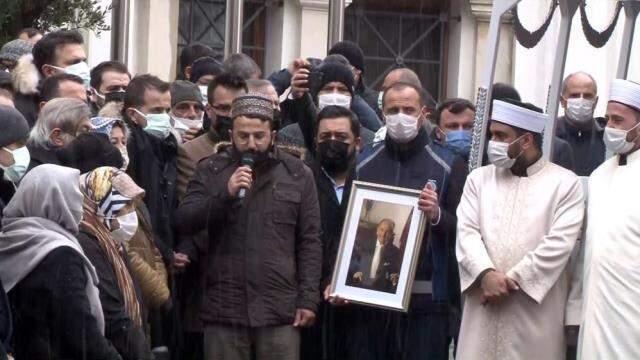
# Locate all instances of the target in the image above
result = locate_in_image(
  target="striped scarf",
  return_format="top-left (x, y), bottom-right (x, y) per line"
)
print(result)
top-left (80, 167), bottom-right (142, 327)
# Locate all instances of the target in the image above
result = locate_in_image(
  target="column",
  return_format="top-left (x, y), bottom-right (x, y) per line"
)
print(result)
top-left (130, 0), bottom-right (180, 81)
top-left (470, 0), bottom-right (515, 96)
top-left (298, 0), bottom-right (330, 59)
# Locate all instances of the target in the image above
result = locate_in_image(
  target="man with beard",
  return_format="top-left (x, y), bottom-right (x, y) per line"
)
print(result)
top-left (173, 72), bottom-right (246, 359)
top-left (176, 72), bottom-right (247, 199)
top-left (299, 105), bottom-right (361, 360)
top-left (456, 99), bottom-right (584, 359)
top-left (175, 93), bottom-right (321, 360)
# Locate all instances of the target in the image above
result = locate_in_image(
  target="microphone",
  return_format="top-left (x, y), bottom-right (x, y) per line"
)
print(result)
top-left (238, 153), bottom-right (255, 199)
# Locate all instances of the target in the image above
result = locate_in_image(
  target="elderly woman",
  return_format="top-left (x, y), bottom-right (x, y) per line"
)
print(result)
top-left (27, 97), bottom-right (93, 170)
top-left (0, 164), bottom-right (121, 359)
top-left (77, 166), bottom-right (157, 360)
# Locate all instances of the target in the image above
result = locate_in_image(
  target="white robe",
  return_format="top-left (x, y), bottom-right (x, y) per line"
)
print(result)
top-left (456, 159), bottom-right (585, 360)
top-left (578, 150), bottom-right (640, 359)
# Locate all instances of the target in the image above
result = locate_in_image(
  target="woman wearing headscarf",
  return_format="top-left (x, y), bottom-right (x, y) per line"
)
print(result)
top-left (77, 166), bottom-right (153, 360)
top-left (0, 164), bottom-right (121, 360)
top-left (90, 116), bottom-right (170, 312)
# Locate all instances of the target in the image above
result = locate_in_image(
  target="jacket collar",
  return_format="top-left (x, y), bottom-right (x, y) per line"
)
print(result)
top-left (557, 116), bottom-right (603, 138)
top-left (384, 127), bottom-right (430, 161)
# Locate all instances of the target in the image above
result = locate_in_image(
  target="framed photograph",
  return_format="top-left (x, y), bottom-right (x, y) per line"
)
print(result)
top-left (329, 181), bottom-right (428, 312)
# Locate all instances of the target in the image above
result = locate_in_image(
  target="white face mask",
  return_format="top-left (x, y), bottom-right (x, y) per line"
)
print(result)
top-left (0, 146), bottom-right (30, 183)
top-left (318, 93), bottom-right (351, 110)
top-left (603, 122), bottom-right (640, 155)
top-left (171, 113), bottom-right (204, 132)
top-left (54, 61), bottom-right (91, 88)
top-left (385, 112), bottom-right (419, 143)
top-left (111, 211), bottom-right (139, 242)
top-left (565, 98), bottom-right (595, 124)
top-left (487, 137), bottom-right (524, 168)
top-left (199, 85), bottom-right (208, 105)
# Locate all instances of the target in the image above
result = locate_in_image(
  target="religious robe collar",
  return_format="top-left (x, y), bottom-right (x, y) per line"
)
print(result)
top-left (508, 157), bottom-right (546, 178)
top-left (619, 147), bottom-right (640, 166)
top-left (526, 157), bottom-right (547, 176)
top-left (384, 127), bottom-right (430, 162)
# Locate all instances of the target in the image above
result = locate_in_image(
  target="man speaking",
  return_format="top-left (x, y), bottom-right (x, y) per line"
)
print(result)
top-left (175, 93), bottom-right (322, 360)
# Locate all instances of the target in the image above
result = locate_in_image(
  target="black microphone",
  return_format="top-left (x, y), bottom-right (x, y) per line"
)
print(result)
top-left (238, 153), bottom-right (255, 199)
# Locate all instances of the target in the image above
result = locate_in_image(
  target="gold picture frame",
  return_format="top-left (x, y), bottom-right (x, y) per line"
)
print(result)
top-left (329, 181), bottom-right (428, 312)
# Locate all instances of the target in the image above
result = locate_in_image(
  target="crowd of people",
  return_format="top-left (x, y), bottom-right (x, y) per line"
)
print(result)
top-left (0, 27), bottom-right (637, 360)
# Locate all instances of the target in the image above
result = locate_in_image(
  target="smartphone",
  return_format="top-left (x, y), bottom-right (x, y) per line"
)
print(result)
top-left (307, 68), bottom-right (324, 94)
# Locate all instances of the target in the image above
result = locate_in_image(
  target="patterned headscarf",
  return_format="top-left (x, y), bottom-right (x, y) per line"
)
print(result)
top-left (80, 167), bottom-right (145, 327)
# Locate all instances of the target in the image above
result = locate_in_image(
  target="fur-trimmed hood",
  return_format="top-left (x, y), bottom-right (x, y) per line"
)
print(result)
top-left (11, 54), bottom-right (40, 96)
top-left (213, 141), bottom-right (306, 161)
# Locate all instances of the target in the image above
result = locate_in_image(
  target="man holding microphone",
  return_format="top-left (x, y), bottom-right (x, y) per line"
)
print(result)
top-left (175, 93), bottom-right (322, 360)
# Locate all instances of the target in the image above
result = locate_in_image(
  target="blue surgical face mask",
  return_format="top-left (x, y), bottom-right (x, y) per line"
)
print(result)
top-left (444, 130), bottom-right (472, 158)
top-left (133, 109), bottom-right (172, 139)
top-left (0, 146), bottom-right (31, 183)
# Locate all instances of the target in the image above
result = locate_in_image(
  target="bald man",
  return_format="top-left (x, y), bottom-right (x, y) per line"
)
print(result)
top-left (349, 219), bottom-right (402, 293)
top-left (557, 71), bottom-right (605, 175)
top-left (382, 68), bottom-right (423, 90)
top-left (373, 68), bottom-right (435, 141)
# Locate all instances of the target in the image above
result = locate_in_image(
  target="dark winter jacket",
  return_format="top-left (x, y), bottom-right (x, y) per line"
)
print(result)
top-left (356, 128), bottom-right (467, 302)
top-left (306, 159), bottom-right (354, 288)
top-left (556, 115), bottom-right (606, 176)
top-left (77, 231), bottom-right (152, 360)
top-left (175, 145), bottom-right (322, 327)
top-left (126, 126), bottom-right (179, 262)
top-left (9, 247), bottom-right (122, 360)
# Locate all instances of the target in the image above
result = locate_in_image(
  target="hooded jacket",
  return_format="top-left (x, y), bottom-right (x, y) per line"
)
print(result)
top-left (10, 54), bottom-right (40, 127)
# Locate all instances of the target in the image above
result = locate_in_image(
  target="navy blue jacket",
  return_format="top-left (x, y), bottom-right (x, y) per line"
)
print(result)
top-left (356, 128), bottom-right (467, 302)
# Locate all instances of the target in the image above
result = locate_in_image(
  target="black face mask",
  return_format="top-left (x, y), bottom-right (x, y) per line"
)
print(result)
top-left (317, 140), bottom-right (354, 176)
top-left (215, 115), bottom-right (232, 141)
top-left (104, 91), bottom-right (126, 104)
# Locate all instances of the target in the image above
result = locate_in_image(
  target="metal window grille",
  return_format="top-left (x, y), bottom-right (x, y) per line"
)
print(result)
top-left (344, 4), bottom-right (447, 101)
top-left (177, 0), bottom-right (267, 71)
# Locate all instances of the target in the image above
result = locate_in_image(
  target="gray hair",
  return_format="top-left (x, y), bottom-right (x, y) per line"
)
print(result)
top-left (562, 71), bottom-right (598, 97)
top-left (246, 79), bottom-right (275, 93)
top-left (223, 53), bottom-right (262, 80)
top-left (29, 97), bottom-right (91, 149)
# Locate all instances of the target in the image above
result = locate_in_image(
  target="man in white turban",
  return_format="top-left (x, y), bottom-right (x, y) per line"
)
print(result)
top-left (456, 99), bottom-right (585, 360)
top-left (578, 79), bottom-right (640, 359)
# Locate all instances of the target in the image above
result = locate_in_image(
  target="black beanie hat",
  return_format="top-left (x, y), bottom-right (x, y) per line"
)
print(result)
top-left (316, 62), bottom-right (355, 98)
top-left (328, 40), bottom-right (365, 73)
top-left (0, 105), bottom-right (30, 148)
top-left (189, 56), bottom-right (223, 83)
